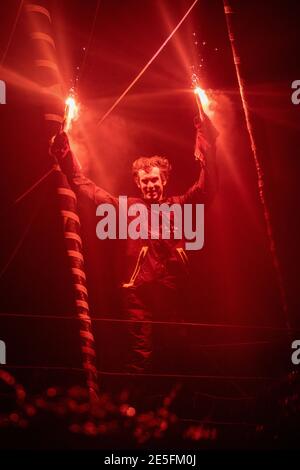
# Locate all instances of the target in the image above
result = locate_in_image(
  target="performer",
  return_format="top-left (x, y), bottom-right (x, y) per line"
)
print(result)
top-left (51, 108), bottom-right (218, 372)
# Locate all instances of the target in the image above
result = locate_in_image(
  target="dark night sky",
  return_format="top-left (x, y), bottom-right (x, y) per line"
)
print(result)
top-left (0, 0), bottom-right (299, 389)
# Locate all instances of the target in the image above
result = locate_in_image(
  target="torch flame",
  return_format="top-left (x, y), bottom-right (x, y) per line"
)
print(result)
top-left (64, 93), bottom-right (79, 132)
top-left (193, 86), bottom-right (210, 111)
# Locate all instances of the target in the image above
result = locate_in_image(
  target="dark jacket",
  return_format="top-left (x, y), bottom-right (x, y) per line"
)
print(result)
top-left (60, 116), bottom-right (218, 290)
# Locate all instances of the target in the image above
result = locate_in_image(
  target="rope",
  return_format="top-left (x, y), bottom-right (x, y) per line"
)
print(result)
top-left (0, 312), bottom-right (295, 332)
top-left (0, 185), bottom-right (48, 281)
top-left (97, 0), bottom-right (199, 125)
top-left (0, 165), bottom-right (57, 221)
top-left (0, 0), bottom-right (25, 65)
top-left (2, 365), bottom-right (281, 382)
top-left (14, 166), bottom-right (56, 205)
top-left (223, 0), bottom-right (290, 329)
top-left (76, 0), bottom-right (101, 88)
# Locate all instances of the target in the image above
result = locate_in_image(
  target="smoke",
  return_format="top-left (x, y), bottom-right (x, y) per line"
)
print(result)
top-left (209, 89), bottom-right (261, 224)
top-left (68, 101), bottom-right (141, 194)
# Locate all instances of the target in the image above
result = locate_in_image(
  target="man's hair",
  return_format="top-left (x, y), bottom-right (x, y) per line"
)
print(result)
top-left (132, 156), bottom-right (172, 185)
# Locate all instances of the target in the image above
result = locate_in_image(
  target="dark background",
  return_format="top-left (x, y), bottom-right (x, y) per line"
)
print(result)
top-left (0, 0), bottom-right (299, 432)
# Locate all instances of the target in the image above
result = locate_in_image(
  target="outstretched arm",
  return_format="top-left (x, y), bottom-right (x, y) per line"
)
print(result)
top-left (176, 113), bottom-right (218, 205)
top-left (50, 132), bottom-right (118, 207)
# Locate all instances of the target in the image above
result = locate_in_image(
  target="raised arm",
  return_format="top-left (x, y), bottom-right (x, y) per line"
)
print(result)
top-left (175, 113), bottom-right (218, 205)
top-left (50, 132), bottom-right (118, 207)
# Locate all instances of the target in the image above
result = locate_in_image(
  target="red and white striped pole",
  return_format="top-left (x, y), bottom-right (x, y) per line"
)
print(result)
top-left (25, 0), bottom-right (99, 400)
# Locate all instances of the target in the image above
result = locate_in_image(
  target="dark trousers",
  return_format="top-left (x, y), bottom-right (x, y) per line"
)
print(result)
top-left (121, 282), bottom-right (180, 372)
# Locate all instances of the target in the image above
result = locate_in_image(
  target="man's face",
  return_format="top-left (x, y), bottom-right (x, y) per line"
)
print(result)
top-left (137, 166), bottom-right (166, 202)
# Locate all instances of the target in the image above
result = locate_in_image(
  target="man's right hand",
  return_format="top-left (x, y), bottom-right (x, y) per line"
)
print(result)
top-left (50, 131), bottom-right (71, 162)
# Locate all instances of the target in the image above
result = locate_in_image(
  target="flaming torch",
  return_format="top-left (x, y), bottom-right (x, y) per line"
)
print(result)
top-left (191, 73), bottom-right (210, 121)
top-left (60, 89), bottom-right (82, 169)
top-left (191, 73), bottom-right (212, 163)
top-left (63, 88), bottom-right (79, 133)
